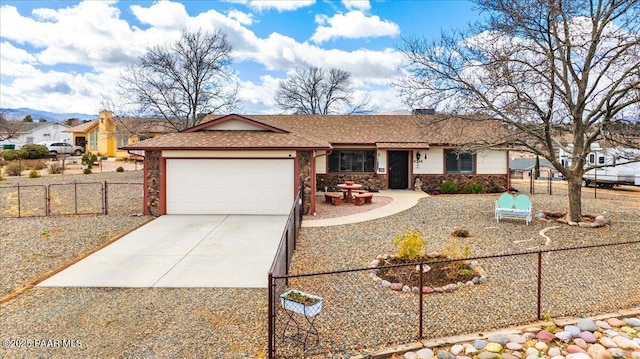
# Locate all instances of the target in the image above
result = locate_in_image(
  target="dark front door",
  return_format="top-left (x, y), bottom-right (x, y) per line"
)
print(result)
top-left (388, 151), bottom-right (409, 189)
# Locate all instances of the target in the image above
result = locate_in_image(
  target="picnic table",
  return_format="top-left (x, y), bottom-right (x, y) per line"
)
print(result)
top-left (336, 182), bottom-right (362, 203)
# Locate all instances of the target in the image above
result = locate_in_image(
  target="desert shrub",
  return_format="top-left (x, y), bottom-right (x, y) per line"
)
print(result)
top-left (83, 168), bottom-right (92, 174)
top-left (442, 237), bottom-right (472, 279)
top-left (28, 169), bottom-right (40, 178)
top-left (48, 162), bottom-right (64, 174)
top-left (466, 183), bottom-right (483, 194)
top-left (24, 159), bottom-right (46, 170)
top-left (440, 180), bottom-right (458, 194)
top-left (452, 228), bottom-right (470, 237)
top-left (0, 168), bottom-right (4, 181)
top-left (2, 149), bottom-right (27, 161)
top-left (393, 230), bottom-right (426, 261)
top-left (21, 144), bottom-right (49, 159)
top-left (82, 154), bottom-right (98, 169)
top-left (116, 166), bottom-right (124, 172)
top-left (5, 161), bottom-right (23, 176)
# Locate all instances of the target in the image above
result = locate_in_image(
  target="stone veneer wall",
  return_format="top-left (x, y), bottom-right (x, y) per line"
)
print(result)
top-left (317, 173), bottom-right (388, 192)
top-left (145, 150), bottom-right (161, 216)
top-left (413, 174), bottom-right (507, 194)
top-left (298, 152), bottom-right (312, 215)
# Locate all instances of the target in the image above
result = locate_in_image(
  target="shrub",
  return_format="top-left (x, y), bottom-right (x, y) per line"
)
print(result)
top-left (82, 154), bottom-right (98, 169)
top-left (442, 237), bottom-right (473, 279)
top-left (21, 144), bottom-right (49, 159)
top-left (0, 168), bottom-right (4, 181)
top-left (452, 228), bottom-right (470, 238)
top-left (2, 149), bottom-right (27, 161)
top-left (466, 183), bottom-right (483, 194)
top-left (393, 230), bottom-right (426, 261)
top-left (116, 166), bottom-right (124, 172)
top-left (29, 169), bottom-right (40, 178)
top-left (48, 162), bottom-right (64, 174)
top-left (5, 161), bottom-right (23, 176)
top-left (24, 159), bottom-right (46, 170)
top-left (440, 180), bottom-right (458, 194)
top-left (83, 168), bottom-right (92, 174)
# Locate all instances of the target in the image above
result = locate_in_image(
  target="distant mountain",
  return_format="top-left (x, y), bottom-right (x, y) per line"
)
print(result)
top-left (0, 107), bottom-right (95, 122)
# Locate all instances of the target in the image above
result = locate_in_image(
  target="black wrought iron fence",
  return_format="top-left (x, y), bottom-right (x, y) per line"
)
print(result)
top-left (0, 181), bottom-right (143, 218)
top-left (268, 240), bottom-right (640, 358)
top-left (268, 189), bottom-right (303, 357)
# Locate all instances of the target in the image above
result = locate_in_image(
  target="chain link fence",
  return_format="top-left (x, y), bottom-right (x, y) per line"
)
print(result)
top-left (269, 240), bottom-right (640, 358)
top-left (0, 181), bottom-right (143, 218)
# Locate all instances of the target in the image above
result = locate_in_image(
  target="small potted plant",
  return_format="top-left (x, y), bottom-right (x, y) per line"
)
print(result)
top-left (280, 289), bottom-right (323, 316)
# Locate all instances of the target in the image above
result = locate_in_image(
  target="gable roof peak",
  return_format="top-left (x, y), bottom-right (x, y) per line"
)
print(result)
top-left (185, 113), bottom-right (289, 133)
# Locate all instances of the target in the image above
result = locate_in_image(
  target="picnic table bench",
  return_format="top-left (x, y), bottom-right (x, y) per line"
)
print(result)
top-left (353, 192), bottom-right (373, 206)
top-left (324, 192), bottom-right (342, 206)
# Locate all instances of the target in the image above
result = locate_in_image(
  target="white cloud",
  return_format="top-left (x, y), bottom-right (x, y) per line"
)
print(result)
top-left (0, 0), bottom-right (406, 115)
top-left (247, 0), bottom-right (315, 12)
top-left (227, 9), bottom-right (254, 25)
top-left (130, 1), bottom-right (190, 28)
top-left (238, 75), bottom-right (280, 108)
top-left (311, 11), bottom-right (399, 43)
top-left (342, 0), bottom-right (371, 11)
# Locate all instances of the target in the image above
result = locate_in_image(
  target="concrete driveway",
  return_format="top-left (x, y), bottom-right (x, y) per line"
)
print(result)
top-left (38, 215), bottom-right (288, 288)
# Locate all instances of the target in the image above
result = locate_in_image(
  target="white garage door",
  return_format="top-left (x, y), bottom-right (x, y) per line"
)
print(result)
top-left (166, 159), bottom-right (295, 215)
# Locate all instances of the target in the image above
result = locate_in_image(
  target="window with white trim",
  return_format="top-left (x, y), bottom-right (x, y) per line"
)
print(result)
top-left (445, 149), bottom-right (474, 174)
top-left (328, 150), bottom-right (375, 173)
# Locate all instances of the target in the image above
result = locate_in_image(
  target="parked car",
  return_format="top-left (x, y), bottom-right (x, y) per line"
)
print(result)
top-left (38, 141), bottom-right (84, 156)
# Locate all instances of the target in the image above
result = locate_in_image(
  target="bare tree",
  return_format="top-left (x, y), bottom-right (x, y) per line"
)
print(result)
top-left (0, 112), bottom-right (24, 142)
top-left (394, 0), bottom-right (640, 222)
top-left (118, 28), bottom-right (239, 131)
top-left (275, 66), bottom-right (374, 114)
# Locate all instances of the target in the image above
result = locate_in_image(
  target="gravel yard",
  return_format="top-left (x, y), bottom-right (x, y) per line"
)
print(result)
top-left (1, 173), bottom-right (639, 358)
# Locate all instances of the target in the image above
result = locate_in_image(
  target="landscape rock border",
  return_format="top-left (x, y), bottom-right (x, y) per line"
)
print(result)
top-left (536, 211), bottom-right (611, 228)
top-left (369, 253), bottom-right (488, 295)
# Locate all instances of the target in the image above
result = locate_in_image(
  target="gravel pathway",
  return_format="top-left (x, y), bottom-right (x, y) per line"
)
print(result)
top-left (1, 174), bottom-right (639, 358)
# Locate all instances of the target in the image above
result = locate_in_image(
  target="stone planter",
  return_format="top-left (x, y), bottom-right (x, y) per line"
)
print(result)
top-left (280, 290), bottom-right (323, 317)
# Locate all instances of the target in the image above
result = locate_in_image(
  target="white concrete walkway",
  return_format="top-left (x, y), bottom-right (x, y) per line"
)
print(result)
top-left (38, 215), bottom-right (288, 288)
top-left (302, 190), bottom-right (429, 227)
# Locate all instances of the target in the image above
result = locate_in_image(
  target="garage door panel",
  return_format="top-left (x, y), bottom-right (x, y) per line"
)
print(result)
top-left (166, 159), bottom-right (294, 215)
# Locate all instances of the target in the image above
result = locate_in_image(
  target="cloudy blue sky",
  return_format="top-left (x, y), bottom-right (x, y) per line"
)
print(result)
top-left (0, 0), bottom-right (482, 116)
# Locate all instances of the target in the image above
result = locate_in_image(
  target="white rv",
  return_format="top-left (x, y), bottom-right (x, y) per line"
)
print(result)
top-left (581, 145), bottom-right (640, 187)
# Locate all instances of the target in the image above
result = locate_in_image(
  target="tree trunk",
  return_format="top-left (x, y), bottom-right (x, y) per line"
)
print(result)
top-left (567, 175), bottom-right (583, 222)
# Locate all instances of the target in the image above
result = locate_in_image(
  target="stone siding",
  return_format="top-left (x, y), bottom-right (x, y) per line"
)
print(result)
top-left (298, 152), bottom-right (312, 215)
top-left (145, 150), bottom-right (161, 216)
top-left (317, 173), bottom-right (388, 192)
top-left (414, 174), bottom-right (507, 194)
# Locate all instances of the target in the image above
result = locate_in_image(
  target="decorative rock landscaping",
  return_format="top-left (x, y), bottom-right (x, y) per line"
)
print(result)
top-left (369, 253), bottom-right (488, 295)
top-left (536, 211), bottom-right (611, 228)
top-left (397, 316), bottom-right (640, 359)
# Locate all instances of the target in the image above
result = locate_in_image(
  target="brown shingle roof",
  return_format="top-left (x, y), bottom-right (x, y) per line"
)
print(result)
top-left (122, 131), bottom-right (329, 150)
top-left (122, 113), bottom-right (509, 150)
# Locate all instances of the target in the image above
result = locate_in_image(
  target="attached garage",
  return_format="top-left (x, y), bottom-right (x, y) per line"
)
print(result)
top-left (165, 158), bottom-right (295, 215)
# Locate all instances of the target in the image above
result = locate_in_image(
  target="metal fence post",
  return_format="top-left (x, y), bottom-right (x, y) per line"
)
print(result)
top-left (104, 181), bottom-right (108, 215)
top-left (17, 183), bottom-right (21, 218)
top-left (74, 181), bottom-right (78, 215)
top-left (537, 251), bottom-right (543, 320)
top-left (45, 185), bottom-right (49, 216)
top-left (529, 173), bottom-right (534, 194)
top-left (268, 272), bottom-right (275, 359)
top-left (419, 262), bottom-right (424, 339)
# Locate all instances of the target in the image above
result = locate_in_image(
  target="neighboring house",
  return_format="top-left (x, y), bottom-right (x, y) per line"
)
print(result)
top-left (510, 158), bottom-right (561, 180)
top-left (122, 113), bottom-right (511, 216)
top-left (64, 110), bottom-right (172, 159)
top-left (0, 121), bottom-right (71, 148)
